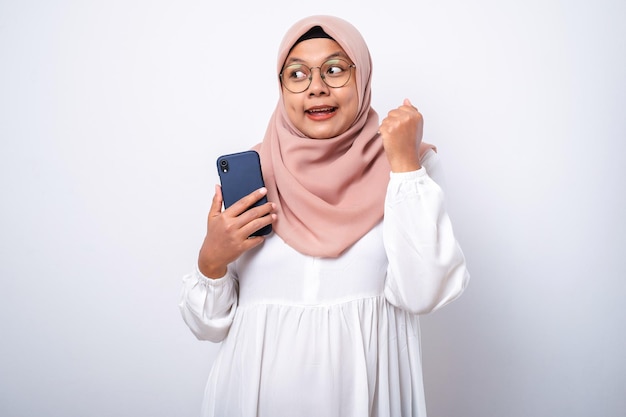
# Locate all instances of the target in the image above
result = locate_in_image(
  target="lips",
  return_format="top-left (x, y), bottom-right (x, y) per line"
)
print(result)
top-left (305, 106), bottom-right (337, 115)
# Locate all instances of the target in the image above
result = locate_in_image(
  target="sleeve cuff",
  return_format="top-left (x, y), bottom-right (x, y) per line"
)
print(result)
top-left (389, 166), bottom-right (427, 181)
top-left (194, 265), bottom-right (232, 287)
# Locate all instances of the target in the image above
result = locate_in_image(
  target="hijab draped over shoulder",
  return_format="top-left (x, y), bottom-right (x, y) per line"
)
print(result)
top-left (255, 15), bottom-right (423, 258)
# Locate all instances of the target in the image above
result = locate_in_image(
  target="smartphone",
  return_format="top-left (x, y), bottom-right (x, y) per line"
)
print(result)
top-left (216, 150), bottom-right (272, 236)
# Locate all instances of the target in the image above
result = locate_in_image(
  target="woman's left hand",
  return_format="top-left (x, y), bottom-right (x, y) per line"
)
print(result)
top-left (379, 98), bottom-right (424, 172)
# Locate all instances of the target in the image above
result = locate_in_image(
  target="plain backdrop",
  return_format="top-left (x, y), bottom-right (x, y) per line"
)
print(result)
top-left (1, 1), bottom-right (625, 416)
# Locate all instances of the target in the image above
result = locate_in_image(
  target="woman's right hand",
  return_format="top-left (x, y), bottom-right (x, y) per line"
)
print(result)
top-left (198, 185), bottom-right (276, 278)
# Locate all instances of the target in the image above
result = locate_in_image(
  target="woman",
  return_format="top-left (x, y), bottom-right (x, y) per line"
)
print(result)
top-left (180, 15), bottom-right (469, 417)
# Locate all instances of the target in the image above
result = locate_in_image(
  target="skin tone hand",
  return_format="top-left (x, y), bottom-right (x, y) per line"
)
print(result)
top-left (198, 185), bottom-right (277, 278)
top-left (379, 98), bottom-right (424, 172)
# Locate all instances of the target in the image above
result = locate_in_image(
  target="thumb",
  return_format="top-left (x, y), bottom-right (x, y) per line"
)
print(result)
top-left (403, 98), bottom-right (417, 108)
top-left (209, 184), bottom-right (224, 216)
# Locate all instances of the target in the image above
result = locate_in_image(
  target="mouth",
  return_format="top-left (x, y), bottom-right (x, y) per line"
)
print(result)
top-left (305, 106), bottom-right (337, 115)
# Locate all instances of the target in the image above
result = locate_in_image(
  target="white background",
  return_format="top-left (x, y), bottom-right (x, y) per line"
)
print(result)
top-left (1, 1), bottom-right (624, 416)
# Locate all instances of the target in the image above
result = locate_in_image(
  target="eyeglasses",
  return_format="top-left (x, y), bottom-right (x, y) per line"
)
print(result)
top-left (279, 58), bottom-right (356, 94)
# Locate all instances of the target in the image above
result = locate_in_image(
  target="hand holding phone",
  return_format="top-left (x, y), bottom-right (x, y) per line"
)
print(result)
top-left (217, 150), bottom-right (273, 237)
top-left (198, 151), bottom-right (274, 278)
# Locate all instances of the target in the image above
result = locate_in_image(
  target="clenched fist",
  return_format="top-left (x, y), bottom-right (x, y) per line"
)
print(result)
top-left (379, 98), bottom-right (424, 172)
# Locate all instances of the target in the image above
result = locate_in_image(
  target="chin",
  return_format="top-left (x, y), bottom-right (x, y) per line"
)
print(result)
top-left (308, 132), bottom-right (335, 140)
top-left (303, 125), bottom-right (345, 140)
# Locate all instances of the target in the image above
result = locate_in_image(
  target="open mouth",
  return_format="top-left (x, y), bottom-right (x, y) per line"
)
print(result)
top-left (305, 106), bottom-right (337, 115)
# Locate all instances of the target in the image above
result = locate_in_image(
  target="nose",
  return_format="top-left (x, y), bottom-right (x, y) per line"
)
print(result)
top-left (308, 67), bottom-right (329, 95)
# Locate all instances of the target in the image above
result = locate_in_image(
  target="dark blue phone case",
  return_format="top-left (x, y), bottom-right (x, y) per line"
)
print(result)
top-left (216, 150), bottom-right (272, 236)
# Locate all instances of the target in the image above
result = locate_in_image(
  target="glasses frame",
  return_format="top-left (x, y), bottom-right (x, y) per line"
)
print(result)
top-left (279, 59), bottom-right (356, 94)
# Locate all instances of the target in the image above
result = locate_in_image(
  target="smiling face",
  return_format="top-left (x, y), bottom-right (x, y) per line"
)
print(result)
top-left (281, 38), bottom-right (359, 140)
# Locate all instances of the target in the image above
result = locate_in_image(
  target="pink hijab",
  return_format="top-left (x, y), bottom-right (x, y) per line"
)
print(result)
top-left (256, 15), bottom-right (428, 258)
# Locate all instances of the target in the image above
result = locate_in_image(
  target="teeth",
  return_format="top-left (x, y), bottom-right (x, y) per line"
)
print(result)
top-left (308, 107), bottom-right (334, 113)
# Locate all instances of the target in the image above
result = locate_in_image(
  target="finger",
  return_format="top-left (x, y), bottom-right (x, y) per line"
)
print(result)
top-left (227, 187), bottom-right (269, 217)
top-left (235, 200), bottom-right (275, 224)
top-left (209, 184), bottom-right (224, 217)
top-left (241, 212), bottom-right (276, 239)
top-left (403, 98), bottom-right (418, 109)
top-left (402, 99), bottom-right (421, 116)
top-left (239, 235), bottom-right (267, 251)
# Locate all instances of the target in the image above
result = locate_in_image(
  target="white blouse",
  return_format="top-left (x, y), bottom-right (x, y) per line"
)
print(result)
top-left (179, 150), bottom-right (470, 417)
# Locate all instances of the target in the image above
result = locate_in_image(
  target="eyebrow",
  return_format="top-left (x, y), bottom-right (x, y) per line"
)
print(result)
top-left (284, 51), bottom-right (350, 66)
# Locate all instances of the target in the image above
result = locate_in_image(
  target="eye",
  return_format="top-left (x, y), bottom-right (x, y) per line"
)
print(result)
top-left (326, 66), bottom-right (343, 76)
top-left (284, 65), bottom-right (309, 81)
top-left (323, 60), bottom-right (350, 77)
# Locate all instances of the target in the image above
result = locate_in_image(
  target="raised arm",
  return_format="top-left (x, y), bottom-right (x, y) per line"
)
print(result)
top-left (382, 151), bottom-right (469, 314)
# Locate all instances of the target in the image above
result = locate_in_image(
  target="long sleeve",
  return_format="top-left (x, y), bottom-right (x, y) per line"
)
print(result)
top-left (383, 150), bottom-right (470, 314)
top-left (178, 266), bottom-right (238, 342)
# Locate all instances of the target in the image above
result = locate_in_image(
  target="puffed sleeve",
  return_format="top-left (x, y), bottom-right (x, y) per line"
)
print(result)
top-left (383, 150), bottom-right (470, 314)
top-left (178, 266), bottom-right (238, 342)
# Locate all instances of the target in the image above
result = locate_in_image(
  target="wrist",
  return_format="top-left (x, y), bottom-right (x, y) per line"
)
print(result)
top-left (197, 260), bottom-right (228, 279)
top-left (387, 149), bottom-right (421, 173)
top-left (389, 160), bottom-right (422, 173)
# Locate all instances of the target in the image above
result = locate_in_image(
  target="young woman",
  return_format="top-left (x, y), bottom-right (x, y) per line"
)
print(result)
top-left (180, 15), bottom-right (469, 417)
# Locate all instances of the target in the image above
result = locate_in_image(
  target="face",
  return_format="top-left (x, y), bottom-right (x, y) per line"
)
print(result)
top-left (281, 38), bottom-right (359, 139)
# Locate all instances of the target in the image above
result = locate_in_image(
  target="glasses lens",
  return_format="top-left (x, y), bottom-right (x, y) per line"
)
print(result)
top-left (320, 59), bottom-right (353, 88)
top-left (281, 64), bottom-right (311, 93)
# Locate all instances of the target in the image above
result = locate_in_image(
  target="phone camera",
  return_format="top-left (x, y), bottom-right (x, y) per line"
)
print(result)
top-left (220, 159), bottom-right (229, 173)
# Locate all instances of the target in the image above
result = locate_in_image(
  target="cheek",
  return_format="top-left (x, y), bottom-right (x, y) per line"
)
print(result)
top-left (282, 95), bottom-right (300, 119)
top-left (344, 90), bottom-right (360, 121)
